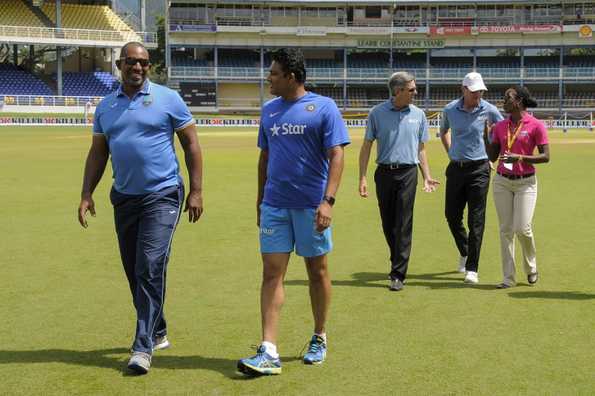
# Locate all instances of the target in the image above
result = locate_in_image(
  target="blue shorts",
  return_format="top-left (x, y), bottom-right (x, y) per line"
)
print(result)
top-left (259, 203), bottom-right (332, 257)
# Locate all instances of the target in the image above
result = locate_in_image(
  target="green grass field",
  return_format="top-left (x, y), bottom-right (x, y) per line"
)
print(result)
top-left (1, 126), bottom-right (594, 395)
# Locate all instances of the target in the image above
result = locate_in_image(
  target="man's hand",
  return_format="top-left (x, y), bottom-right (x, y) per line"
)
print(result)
top-left (78, 194), bottom-right (96, 228)
top-left (422, 177), bottom-right (440, 193)
top-left (359, 176), bottom-right (368, 198)
top-left (184, 190), bottom-right (203, 223)
top-left (315, 201), bottom-right (333, 232)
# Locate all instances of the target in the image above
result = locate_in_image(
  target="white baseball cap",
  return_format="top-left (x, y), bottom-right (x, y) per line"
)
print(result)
top-left (462, 72), bottom-right (487, 92)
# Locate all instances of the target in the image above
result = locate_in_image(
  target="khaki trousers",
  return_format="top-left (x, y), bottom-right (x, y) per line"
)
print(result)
top-left (492, 173), bottom-right (538, 286)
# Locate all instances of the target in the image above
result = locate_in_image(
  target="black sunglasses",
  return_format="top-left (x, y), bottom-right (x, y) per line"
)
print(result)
top-left (120, 57), bottom-right (150, 67)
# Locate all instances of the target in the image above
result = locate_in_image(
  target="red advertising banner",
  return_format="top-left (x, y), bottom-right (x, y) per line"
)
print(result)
top-left (430, 24), bottom-right (561, 36)
top-left (430, 26), bottom-right (472, 36)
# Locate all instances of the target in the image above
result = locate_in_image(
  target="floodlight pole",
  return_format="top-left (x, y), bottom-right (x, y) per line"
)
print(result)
top-left (558, 47), bottom-right (564, 115)
top-left (519, 47), bottom-right (524, 87)
top-left (56, 0), bottom-right (62, 96)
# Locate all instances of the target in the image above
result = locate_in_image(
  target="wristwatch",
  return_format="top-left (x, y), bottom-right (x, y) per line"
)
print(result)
top-left (322, 195), bottom-right (335, 206)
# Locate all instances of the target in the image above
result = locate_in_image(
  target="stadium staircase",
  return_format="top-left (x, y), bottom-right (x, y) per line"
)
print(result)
top-left (24, 0), bottom-right (55, 27)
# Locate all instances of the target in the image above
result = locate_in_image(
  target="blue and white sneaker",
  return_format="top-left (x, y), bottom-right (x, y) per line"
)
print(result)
top-left (303, 335), bottom-right (327, 365)
top-left (237, 345), bottom-right (282, 376)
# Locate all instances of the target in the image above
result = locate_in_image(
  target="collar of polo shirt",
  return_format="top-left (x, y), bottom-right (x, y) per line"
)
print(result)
top-left (387, 99), bottom-right (410, 112)
top-left (456, 97), bottom-right (484, 113)
top-left (117, 79), bottom-right (152, 98)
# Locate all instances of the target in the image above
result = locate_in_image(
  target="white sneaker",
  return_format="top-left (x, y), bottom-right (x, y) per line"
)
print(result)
top-left (458, 256), bottom-right (467, 273)
top-left (153, 335), bottom-right (170, 351)
top-left (464, 271), bottom-right (479, 284)
top-left (127, 351), bottom-right (151, 374)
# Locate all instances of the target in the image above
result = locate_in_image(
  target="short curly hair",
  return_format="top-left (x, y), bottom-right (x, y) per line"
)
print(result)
top-left (271, 48), bottom-right (306, 84)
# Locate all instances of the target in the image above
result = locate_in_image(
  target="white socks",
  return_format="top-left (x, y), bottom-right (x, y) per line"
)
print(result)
top-left (262, 333), bottom-right (327, 358)
top-left (261, 341), bottom-right (279, 358)
top-left (315, 333), bottom-right (327, 342)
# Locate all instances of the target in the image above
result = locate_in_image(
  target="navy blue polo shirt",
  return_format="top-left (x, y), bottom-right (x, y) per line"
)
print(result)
top-left (365, 101), bottom-right (429, 165)
top-left (93, 80), bottom-right (195, 195)
top-left (440, 98), bottom-right (503, 161)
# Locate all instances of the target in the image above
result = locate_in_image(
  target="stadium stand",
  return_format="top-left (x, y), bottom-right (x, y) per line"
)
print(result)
top-left (41, 2), bottom-right (136, 34)
top-left (61, 72), bottom-right (119, 97)
top-left (0, 1), bottom-right (45, 27)
top-left (0, 64), bottom-right (53, 96)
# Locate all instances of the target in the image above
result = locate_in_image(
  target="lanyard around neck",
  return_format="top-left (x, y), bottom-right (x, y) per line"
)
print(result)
top-left (506, 119), bottom-right (523, 151)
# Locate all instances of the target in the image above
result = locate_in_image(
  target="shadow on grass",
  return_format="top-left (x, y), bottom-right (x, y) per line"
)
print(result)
top-left (285, 271), bottom-right (387, 288)
top-left (0, 347), bottom-right (265, 378)
top-left (286, 271), bottom-right (494, 290)
top-left (507, 291), bottom-right (595, 300)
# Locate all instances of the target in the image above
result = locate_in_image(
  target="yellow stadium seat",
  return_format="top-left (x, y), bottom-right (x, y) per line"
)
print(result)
top-left (41, 3), bottom-right (135, 33)
top-left (0, 1), bottom-right (45, 27)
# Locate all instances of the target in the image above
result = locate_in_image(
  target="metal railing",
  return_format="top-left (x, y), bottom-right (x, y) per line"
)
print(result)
top-left (170, 66), bottom-right (595, 81)
top-left (2, 95), bottom-right (594, 112)
top-left (0, 25), bottom-right (157, 44)
top-left (1, 95), bottom-right (102, 106)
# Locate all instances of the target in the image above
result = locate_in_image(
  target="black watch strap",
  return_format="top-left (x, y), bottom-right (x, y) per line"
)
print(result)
top-left (323, 195), bottom-right (335, 206)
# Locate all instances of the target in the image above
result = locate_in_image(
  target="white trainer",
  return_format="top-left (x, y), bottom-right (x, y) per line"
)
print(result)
top-left (127, 351), bottom-right (151, 374)
top-left (153, 335), bottom-right (171, 351)
top-left (458, 256), bottom-right (467, 273)
top-left (464, 271), bottom-right (479, 284)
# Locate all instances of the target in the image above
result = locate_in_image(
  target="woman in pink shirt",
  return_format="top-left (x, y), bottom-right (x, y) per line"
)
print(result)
top-left (485, 86), bottom-right (550, 288)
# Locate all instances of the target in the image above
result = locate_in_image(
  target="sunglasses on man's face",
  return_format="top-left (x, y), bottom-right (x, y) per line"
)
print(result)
top-left (120, 57), bottom-right (150, 67)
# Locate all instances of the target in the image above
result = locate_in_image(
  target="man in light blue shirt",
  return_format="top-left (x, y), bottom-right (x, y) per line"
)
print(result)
top-left (77, 42), bottom-right (204, 374)
top-left (359, 71), bottom-right (439, 291)
top-left (440, 72), bottom-right (503, 284)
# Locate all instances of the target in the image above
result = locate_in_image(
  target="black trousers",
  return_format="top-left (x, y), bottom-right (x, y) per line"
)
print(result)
top-left (111, 184), bottom-right (184, 354)
top-left (374, 166), bottom-right (418, 281)
top-left (444, 160), bottom-right (490, 272)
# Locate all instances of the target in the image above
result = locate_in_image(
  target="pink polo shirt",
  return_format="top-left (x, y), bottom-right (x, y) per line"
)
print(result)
top-left (492, 113), bottom-right (549, 176)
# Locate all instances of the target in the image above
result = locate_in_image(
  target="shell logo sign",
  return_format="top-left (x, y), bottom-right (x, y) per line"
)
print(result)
top-left (579, 25), bottom-right (593, 38)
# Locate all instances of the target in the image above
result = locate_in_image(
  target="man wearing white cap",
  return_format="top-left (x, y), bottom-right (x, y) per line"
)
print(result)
top-left (439, 72), bottom-right (503, 284)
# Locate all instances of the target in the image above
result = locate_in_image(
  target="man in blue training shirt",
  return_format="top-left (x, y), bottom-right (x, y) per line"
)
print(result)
top-left (440, 72), bottom-right (503, 284)
top-left (237, 48), bottom-right (350, 376)
top-left (358, 71), bottom-right (440, 292)
top-left (77, 42), bottom-right (204, 374)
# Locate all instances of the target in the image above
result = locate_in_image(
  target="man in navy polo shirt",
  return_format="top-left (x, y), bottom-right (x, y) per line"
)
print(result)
top-left (237, 49), bottom-right (350, 376)
top-left (359, 71), bottom-right (440, 292)
top-left (77, 42), bottom-right (204, 374)
top-left (440, 72), bottom-right (503, 284)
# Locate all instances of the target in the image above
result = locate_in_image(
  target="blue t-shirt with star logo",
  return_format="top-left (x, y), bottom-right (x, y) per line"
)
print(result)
top-left (257, 92), bottom-right (350, 209)
top-left (93, 80), bottom-right (194, 195)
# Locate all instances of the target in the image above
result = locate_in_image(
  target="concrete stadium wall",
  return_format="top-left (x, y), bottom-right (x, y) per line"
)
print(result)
top-left (218, 83), bottom-right (270, 107)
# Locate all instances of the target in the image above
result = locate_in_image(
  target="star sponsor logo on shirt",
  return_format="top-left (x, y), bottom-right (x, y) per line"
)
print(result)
top-left (270, 123), bottom-right (306, 136)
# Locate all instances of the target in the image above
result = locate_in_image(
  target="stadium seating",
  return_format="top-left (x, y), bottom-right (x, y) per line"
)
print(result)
top-left (0, 64), bottom-right (53, 96)
top-left (348, 53), bottom-right (390, 69)
top-left (60, 72), bottom-right (119, 97)
top-left (172, 54), bottom-right (210, 67)
top-left (41, 2), bottom-right (134, 32)
top-left (0, 1), bottom-right (45, 27)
